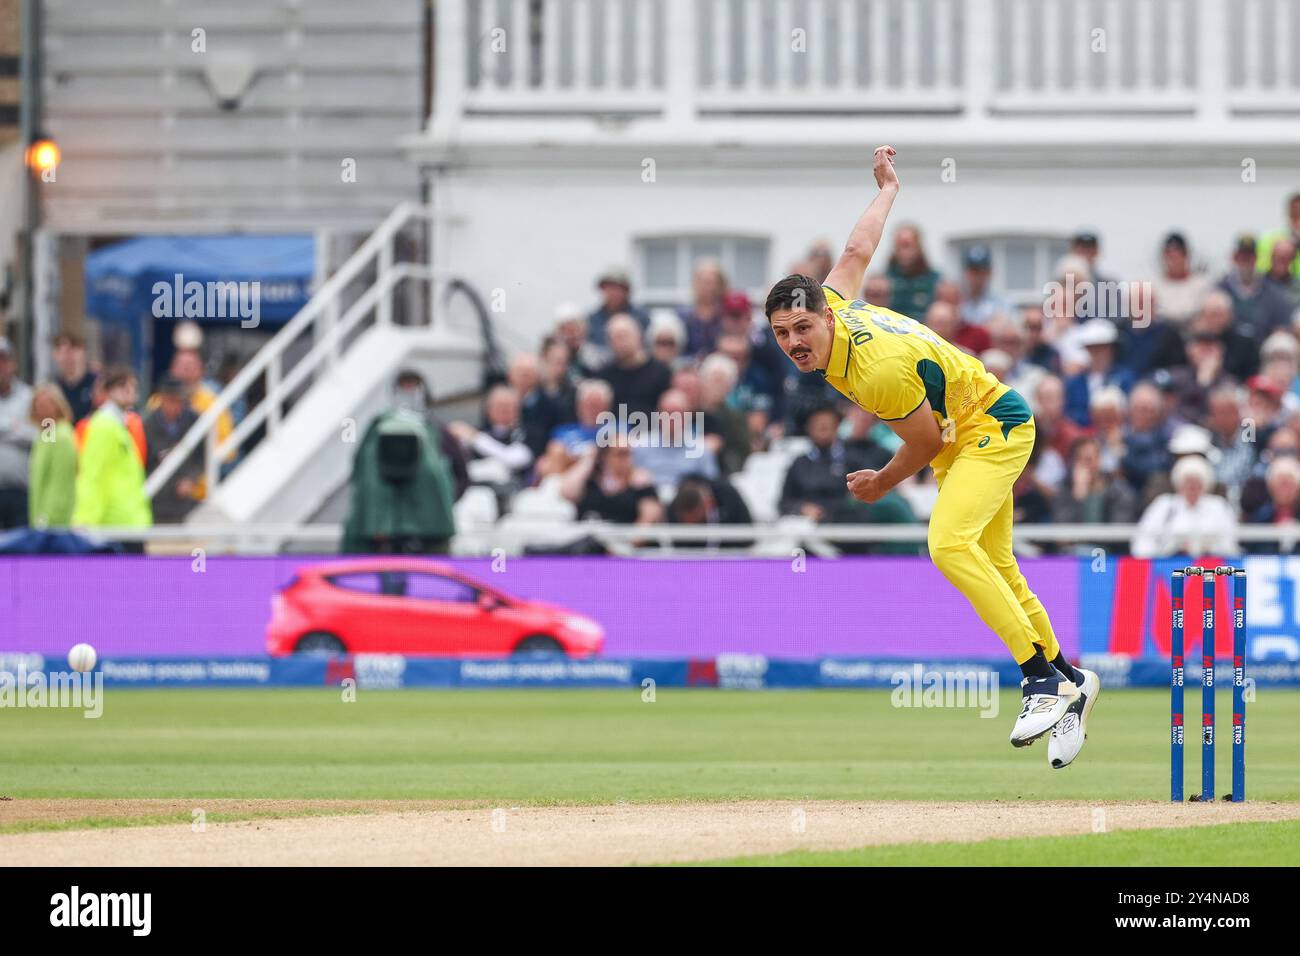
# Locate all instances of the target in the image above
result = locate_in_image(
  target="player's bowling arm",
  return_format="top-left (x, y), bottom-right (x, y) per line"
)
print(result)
top-left (845, 400), bottom-right (941, 502)
top-left (824, 146), bottom-right (900, 298)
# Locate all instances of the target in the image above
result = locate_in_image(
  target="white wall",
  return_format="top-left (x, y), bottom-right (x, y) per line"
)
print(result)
top-left (435, 152), bottom-right (1300, 351)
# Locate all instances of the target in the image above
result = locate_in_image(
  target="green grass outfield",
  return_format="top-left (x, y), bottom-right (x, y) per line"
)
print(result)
top-left (693, 819), bottom-right (1300, 866)
top-left (1, 687), bottom-right (1297, 804)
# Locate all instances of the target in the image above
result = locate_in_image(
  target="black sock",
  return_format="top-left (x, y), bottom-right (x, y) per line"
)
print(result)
top-left (1051, 652), bottom-right (1081, 685)
top-left (1019, 648), bottom-right (1056, 681)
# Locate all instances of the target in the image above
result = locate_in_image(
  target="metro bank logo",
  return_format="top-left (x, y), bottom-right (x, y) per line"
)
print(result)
top-left (1081, 557), bottom-right (1298, 660)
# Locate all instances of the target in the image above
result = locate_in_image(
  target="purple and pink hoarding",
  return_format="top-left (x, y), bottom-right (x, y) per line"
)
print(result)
top-left (0, 556), bottom-right (1080, 659)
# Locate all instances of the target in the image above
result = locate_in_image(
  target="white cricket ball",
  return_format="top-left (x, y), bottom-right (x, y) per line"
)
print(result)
top-left (68, 643), bottom-right (97, 673)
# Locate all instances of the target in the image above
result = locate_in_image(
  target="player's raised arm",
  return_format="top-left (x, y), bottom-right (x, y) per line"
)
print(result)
top-left (824, 145), bottom-right (900, 299)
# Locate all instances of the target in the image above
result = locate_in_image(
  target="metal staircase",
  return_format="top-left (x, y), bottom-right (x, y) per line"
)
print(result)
top-left (144, 202), bottom-right (490, 529)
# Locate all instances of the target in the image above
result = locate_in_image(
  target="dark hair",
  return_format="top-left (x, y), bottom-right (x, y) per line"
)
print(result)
top-left (394, 369), bottom-right (425, 389)
top-left (101, 365), bottom-right (135, 390)
top-left (764, 275), bottom-right (825, 319)
top-left (53, 331), bottom-right (85, 348)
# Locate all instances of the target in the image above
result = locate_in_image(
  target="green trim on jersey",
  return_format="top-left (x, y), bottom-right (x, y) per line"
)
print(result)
top-left (915, 359), bottom-right (948, 419)
top-left (986, 388), bottom-right (1032, 439)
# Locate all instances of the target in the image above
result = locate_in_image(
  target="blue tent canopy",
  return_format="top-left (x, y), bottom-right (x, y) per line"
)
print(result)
top-left (85, 235), bottom-right (315, 372)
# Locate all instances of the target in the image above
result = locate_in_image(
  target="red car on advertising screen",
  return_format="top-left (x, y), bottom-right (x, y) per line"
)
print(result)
top-left (266, 559), bottom-right (604, 658)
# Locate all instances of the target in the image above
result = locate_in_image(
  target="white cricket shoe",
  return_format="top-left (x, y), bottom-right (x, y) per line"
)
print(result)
top-left (1009, 675), bottom-right (1080, 747)
top-left (1048, 668), bottom-right (1101, 769)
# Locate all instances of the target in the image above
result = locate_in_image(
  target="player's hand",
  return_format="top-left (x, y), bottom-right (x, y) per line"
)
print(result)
top-left (873, 146), bottom-right (899, 191)
top-left (846, 469), bottom-right (886, 503)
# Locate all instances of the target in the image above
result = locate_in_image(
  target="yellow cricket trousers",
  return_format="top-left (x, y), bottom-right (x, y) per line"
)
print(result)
top-left (927, 391), bottom-right (1062, 666)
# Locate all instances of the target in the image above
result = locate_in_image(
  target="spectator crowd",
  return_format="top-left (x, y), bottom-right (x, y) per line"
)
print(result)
top-left (4, 192), bottom-right (1300, 557)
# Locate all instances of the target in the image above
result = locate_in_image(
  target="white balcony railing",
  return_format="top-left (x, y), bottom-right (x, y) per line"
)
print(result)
top-left (433, 0), bottom-right (1300, 129)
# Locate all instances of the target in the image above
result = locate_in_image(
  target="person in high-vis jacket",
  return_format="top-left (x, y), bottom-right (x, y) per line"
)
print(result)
top-left (73, 366), bottom-right (152, 533)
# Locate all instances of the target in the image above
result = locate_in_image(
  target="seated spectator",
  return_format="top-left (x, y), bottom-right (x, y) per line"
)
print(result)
top-left (535, 378), bottom-right (614, 480)
top-left (449, 384), bottom-right (535, 499)
top-left (669, 475), bottom-right (753, 549)
top-left (670, 365), bottom-right (702, 410)
top-left (988, 314), bottom-right (1046, 398)
top-left (716, 331), bottom-right (782, 449)
top-left (587, 267), bottom-right (649, 347)
top-left (1255, 192), bottom-right (1300, 282)
top-left (1166, 329), bottom-right (1234, 424)
top-left (1245, 455), bottom-right (1300, 554)
top-left (1070, 231), bottom-right (1121, 318)
top-left (72, 366), bottom-right (152, 534)
top-left (843, 404), bottom-right (902, 455)
top-left (631, 388), bottom-right (720, 488)
top-left (1239, 425), bottom-right (1299, 517)
top-left (559, 438), bottom-right (663, 525)
top-left (1245, 373), bottom-right (1287, 448)
top-left (885, 223), bottom-right (940, 319)
top-left (1193, 289), bottom-right (1259, 380)
top-left (514, 347), bottom-right (570, 458)
top-left (681, 259), bottom-right (728, 356)
top-left (1120, 381), bottom-right (1174, 497)
top-left (1051, 435), bottom-right (1139, 527)
top-left (142, 376), bottom-right (202, 524)
top-left (862, 274), bottom-right (892, 307)
top-left (1206, 385), bottom-right (1255, 497)
top-left (1219, 234), bottom-right (1292, 336)
top-left (925, 300), bottom-right (990, 356)
top-left (1141, 423), bottom-right (1223, 504)
top-left (1088, 386), bottom-right (1128, 476)
top-left (647, 309), bottom-right (688, 370)
top-left (1043, 255), bottom-right (1093, 364)
top-left (0, 337), bottom-right (33, 529)
top-left (1261, 331), bottom-right (1300, 404)
top-left (1265, 238), bottom-right (1300, 312)
top-left (1118, 283), bottom-right (1186, 377)
top-left (1021, 304), bottom-right (1061, 374)
top-left (980, 349), bottom-right (1013, 383)
top-left (553, 302), bottom-right (608, 378)
top-left (392, 370), bottom-right (469, 499)
top-left (698, 353), bottom-right (750, 475)
top-left (27, 384), bottom-right (77, 528)
top-left (51, 332), bottom-right (97, 423)
top-left (1031, 374), bottom-right (1084, 468)
top-left (959, 245), bottom-right (1013, 327)
top-left (718, 291), bottom-right (789, 420)
top-left (596, 314), bottom-right (671, 416)
top-left (1151, 232), bottom-right (1211, 326)
top-left (1064, 319), bottom-right (1134, 426)
top-left (1132, 454), bottom-right (1238, 558)
top-left (779, 404), bottom-right (891, 522)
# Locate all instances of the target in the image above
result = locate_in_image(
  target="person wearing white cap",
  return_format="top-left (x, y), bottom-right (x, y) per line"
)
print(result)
top-left (1132, 454), bottom-right (1238, 558)
top-left (1063, 319), bottom-right (1133, 427)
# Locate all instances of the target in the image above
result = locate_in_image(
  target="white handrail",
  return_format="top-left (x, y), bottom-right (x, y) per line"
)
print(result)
top-left (143, 203), bottom-right (435, 501)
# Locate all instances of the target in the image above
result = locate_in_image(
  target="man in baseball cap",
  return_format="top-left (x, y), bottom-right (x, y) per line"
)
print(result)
top-left (587, 266), bottom-right (649, 347)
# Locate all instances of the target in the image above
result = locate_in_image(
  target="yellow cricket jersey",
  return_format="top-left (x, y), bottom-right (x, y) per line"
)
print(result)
top-left (819, 285), bottom-right (1029, 468)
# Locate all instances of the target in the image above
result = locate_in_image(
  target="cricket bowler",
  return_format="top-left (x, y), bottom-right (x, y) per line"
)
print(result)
top-left (765, 146), bottom-right (1100, 766)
